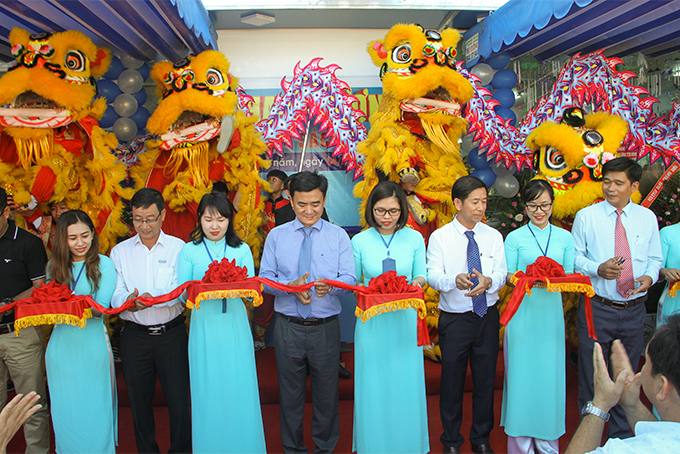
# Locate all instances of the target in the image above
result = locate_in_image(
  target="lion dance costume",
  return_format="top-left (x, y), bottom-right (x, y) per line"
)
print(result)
top-left (0, 28), bottom-right (129, 252)
top-left (134, 51), bottom-right (268, 261)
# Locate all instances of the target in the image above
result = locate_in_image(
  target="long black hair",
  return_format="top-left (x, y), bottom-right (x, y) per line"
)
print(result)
top-left (190, 192), bottom-right (243, 248)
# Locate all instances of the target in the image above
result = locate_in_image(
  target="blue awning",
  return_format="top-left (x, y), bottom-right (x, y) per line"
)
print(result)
top-left (464, 0), bottom-right (680, 65)
top-left (0, 0), bottom-right (218, 63)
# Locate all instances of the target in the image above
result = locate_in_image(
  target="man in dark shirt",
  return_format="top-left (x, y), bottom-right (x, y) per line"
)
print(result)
top-left (0, 187), bottom-right (50, 453)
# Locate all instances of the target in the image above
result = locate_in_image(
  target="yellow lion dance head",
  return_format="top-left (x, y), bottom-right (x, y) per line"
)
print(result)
top-left (526, 107), bottom-right (634, 220)
top-left (137, 50), bottom-right (268, 260)
top-left (355, 24), bottom-right (474, 229)
top-left (0, 28), bottom-right (130, 253)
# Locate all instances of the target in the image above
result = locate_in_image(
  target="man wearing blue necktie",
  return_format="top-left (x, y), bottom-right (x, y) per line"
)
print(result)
top-left (427, 176), bottom-right (507, 454)
top-left (259, 171), bottom-right (356, 454)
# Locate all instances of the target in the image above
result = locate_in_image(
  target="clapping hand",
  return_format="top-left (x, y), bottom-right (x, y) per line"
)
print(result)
top-left (289, 272), bottom-right (311, 305)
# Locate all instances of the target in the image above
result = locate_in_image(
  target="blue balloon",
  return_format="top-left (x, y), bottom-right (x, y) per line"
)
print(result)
top-left (95, 79), bottom-right (121, 104)
top-left (104, 55), bottom-right (124, 80)
top-left (468, 147), bottom-right (491, 169)
top-left (132, 88), bottom-right (147, 106)
top-left (137, 62), bottom-right (150, 81)
top-left (493, 88), bottom-right (515, 109)
top-left (471, 167), bottom-right (497, 188)
top-left (492, 68), bottom-right (518, 89)
top-left (496, 107), bottom-right (517, 127)
top-left (486, 52), bottom-right (511, 70)
top-left (130, 106), bottom-right (150, 130)
top-left (99, 105), bottom-right (118, 129)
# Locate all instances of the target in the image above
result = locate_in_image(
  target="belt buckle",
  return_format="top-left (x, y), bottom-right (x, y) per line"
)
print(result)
top-left (610, 300), bottom-right (628, 310)
top-left (148, 325), bottom-right (165, 335)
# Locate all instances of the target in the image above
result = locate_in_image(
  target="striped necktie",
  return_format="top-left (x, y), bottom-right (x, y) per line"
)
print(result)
top-left (297, 227), bottom-right (313, 318)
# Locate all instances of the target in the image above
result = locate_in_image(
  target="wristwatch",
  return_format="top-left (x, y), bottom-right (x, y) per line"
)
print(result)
top-left (581, 401), bottom-right (610, 421)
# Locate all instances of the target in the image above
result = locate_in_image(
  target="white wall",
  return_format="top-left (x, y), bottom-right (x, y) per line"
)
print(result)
top-left (216, 28), bottom-right (388, 91)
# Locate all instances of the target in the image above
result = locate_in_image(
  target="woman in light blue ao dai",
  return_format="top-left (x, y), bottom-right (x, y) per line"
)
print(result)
top-left (351, 181), bottom-right (429, 454)
top-left (658, 223), bottom-right (680, 326)
top-left (177, 192), bottom-right (265, 453)
top-left (502, 180), bottom-right (574, 454)
top-left (45, 210), bottom-right (117, 453)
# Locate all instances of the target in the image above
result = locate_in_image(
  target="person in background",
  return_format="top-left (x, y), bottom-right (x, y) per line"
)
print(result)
top-left (28, 200), bottom-right (69, 258)
top-left (259, 171), bottom-right (356, 453)
top-left (45, 210), bottom-right (117, 453)
top-left (657, 221), bottom-right (680, 326)
top-left (0, 187), bottom-right (50, 453)
top-left (177, 192), bottom-right (265, 453)
top-left (502, 179), bottom-right (575, 454)
top-left (427, 176), bottom-right (507, 454)
top-left (253, 169), bottom-right (292, 351)
top-left (565, 314), bottom-right (680, 454)
top-left (110, 188), bottom-right (191, 454)
top-left (573, 157), bottom-right (663, 439)
top-left (351, 181), bottom-right (429, 454)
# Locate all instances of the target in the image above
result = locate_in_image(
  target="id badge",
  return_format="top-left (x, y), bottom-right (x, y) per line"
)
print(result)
top-left (382, 257), bottom-right (396, 273)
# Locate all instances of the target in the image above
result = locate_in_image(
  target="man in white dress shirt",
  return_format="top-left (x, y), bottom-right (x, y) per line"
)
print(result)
top-left (110, 188), bottom-right (190, 453)
top-left (427, 176), bottom-right (507, 454)
top-left (573, 157), bottom-right (663, 440)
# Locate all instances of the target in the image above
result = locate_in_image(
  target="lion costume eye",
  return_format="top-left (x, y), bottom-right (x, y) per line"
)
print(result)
top-left (544, 146), bottom-right (567, 172)
top-left (64, 50), bottom-right (86, 72)
top-left (392, 44), bottom-right (412, 64)
top-left (206, 68), bottom-right (224, 86)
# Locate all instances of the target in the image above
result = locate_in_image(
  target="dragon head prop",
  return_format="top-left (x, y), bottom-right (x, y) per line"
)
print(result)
top-left (139, 50), bottom-right (267, 261)
top-left (526, 107), bottom-right (631, 219)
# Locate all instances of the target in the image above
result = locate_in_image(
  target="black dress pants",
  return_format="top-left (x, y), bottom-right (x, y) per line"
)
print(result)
top-left (439, 307), bottom-right (499, 449)
top-left (120, 316), bottom-right (192, 453)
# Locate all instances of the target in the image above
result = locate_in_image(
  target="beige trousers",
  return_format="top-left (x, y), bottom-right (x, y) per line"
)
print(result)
top-left (0, 326), bottom-right (50, 454)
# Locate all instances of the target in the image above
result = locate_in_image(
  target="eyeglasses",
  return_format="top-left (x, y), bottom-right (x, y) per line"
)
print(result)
top-left (132, 212), bottom-right (162, 226)
top-left (374, 207), bottom-right (401, 217)
top-left (525, 203), bottom-right (553, 213)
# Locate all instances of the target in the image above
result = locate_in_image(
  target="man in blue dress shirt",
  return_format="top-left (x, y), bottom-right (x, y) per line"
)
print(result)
top-left (259, 171), bottom-right (356, 454)
top-left (573, 157), bottom-right (663, 439)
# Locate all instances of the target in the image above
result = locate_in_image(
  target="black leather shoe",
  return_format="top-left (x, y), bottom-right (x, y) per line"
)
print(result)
top-left (339, 363), bottom-right (353, 379)
top-left (443, 447), bottom-right (459, 454)
top-left (471, 443), bottom-right (494, 454)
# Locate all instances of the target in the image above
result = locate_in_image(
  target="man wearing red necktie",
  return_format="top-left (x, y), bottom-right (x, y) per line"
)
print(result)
top-left (573, 157), bottom-right (663, 440)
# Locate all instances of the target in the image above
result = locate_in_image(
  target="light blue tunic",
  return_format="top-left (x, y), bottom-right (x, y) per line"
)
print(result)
top-left (658, 224), bottom-right (680, 326)
top-left (45, 255), bottom-right (117, 454)
top-left (502, 224), bottom-right (574, 440)
top-left (351, 227), bottom-right (429, 454)
top-left (177, 238), bottom-right (266, 454)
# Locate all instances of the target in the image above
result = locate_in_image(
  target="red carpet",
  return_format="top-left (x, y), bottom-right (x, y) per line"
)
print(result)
top-left (7, 345), bottom-right (584, 453)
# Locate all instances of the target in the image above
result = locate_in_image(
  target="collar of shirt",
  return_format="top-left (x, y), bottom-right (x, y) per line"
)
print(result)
top-left (292, 217), bottom-right (323, 233)
top-left (132, 230), bottom-right (168, 250)
top-left (1, 221), bottom-right (18, 241)
top-left (603, 199), bottom-right (633, 218)
top-left (452, 216), bottom-right (480, 236)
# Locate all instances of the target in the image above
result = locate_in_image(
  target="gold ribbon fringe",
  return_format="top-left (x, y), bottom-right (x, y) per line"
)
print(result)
top-left (186, 289), bottom-right (263, 310)
top-left (13, 308), bottom-right (92, 336)
top-left (355, 298), bottom-right (427, 323)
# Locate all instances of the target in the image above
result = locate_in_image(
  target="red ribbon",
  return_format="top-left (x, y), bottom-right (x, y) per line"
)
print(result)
top-left (500, 257), bottom-right (597, 340)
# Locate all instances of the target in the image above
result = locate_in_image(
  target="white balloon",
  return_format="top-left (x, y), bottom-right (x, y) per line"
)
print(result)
top-left (491, 161), bottom-right (515, 177)
top-left (460, 134), bottom-right (475, 153)
top-left (113, 117), bottom-right (138, 142)
top-left (493, 175), bottom-right (520, 198)
top-left (470, 63), bottom-right (495, 86)
top-left (113, 93), bottom-right (138, 117)
top-left (120, 53), bottom-right (144, 70)
top-left (118, 69), bottom-right (144, 94)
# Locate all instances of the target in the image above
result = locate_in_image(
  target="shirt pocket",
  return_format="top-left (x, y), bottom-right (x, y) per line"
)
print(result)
top-left (480, 257), bottom-right (494, 275)
top-left (156, 267), bottom-right (175, 289)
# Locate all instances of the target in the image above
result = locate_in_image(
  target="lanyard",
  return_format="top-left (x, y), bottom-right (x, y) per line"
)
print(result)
top-left (203, 240), bottom-right (228, 313)
top-left (71, 262), bottom-right (86, 291)
top-left (377, 229), bottom-right (396, 256)
top-left (203, 239), bottom-right (227, 263)
top-left (527, 223), bottom-right (552, 257)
